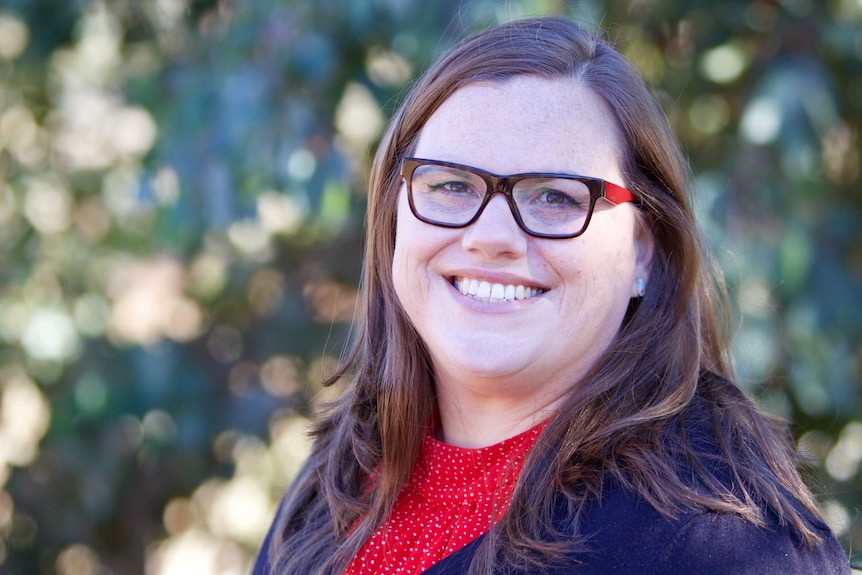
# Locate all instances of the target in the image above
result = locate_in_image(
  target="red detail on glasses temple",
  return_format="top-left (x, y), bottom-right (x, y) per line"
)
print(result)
top-left (604, 181), bottom-right (636, 204)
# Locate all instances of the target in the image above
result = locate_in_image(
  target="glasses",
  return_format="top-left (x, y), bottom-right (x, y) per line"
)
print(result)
top-left (401, 158), bottom-right (636, 239)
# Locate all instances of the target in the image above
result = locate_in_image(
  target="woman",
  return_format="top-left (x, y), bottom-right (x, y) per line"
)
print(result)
top-left (253, 17), bottom-right (850, 574)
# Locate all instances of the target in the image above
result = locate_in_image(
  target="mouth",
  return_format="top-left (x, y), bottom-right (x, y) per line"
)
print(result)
top-left (451, 276), bottom-right (546, 303)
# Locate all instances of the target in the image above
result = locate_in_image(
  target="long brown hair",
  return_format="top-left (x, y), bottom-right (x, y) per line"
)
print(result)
top-left (269, 17), bottom-right (823, 573)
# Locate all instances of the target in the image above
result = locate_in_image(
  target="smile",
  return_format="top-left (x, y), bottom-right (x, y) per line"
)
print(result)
top-left (451, 277), bottom-right (545, 303)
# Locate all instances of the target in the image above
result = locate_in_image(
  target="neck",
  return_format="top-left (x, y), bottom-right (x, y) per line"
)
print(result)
top-left (434, 378), bottom-right (563, 448)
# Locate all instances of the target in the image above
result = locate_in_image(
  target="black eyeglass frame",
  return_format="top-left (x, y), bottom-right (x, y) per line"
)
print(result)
top-left (400, 157), bottom-right (637, 239)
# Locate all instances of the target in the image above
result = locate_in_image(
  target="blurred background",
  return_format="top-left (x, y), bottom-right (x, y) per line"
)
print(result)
top-left (0, 0), bottom-right (859, 573)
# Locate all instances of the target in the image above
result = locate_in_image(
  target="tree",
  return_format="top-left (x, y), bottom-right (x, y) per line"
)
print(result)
top-left (0, 1), bottom-right (858, 573)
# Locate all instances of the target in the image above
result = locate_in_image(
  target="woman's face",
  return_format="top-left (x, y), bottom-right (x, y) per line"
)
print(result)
top-left (392, 76), bottom-right (653, 406)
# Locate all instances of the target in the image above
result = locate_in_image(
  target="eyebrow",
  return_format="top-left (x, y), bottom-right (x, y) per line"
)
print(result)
top-left (423, 165), bottom-right (477, 179)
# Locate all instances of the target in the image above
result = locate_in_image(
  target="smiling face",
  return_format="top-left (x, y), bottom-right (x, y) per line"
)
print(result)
top-left (391, 75), bottom-right (653, 418)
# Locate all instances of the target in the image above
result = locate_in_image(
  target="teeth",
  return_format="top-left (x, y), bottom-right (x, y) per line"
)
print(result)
top-left (490, 283), bottom-right (504, 299)
top-left (504, 284), bottom-right (515, 300)
top-left (452, 277), bottom-right (545, 303)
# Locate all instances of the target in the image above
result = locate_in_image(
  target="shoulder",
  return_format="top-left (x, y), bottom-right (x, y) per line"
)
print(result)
top-left (489, 487), bottom-right (846, 574)
top-left (649, 506), bottom-right (851, 575)
top-left (424, 485), bottom-right (851, 575)
top-left (561, 484), bottom-right (851, 575)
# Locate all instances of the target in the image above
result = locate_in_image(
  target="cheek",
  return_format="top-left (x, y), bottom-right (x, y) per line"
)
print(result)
top-left (557, 216), bottom-right (640, 293)
top-left (391, 224), bottom-right (411, 298)
top-left (392, 193), bottom-right (451, 277)
top-left (391, 199), bottom-right (425, 302)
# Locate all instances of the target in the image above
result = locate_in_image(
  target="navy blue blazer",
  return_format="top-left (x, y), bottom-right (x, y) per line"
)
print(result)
top-left (421, 482), bottom-right (851, 574)
top-left (253, 375), bottom-right (852, 575)
top-left (253, 478), bottom-right (850, 575)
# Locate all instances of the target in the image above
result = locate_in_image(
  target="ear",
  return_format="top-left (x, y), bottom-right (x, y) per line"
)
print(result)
top-left (631, 218), bottom-right (655, 298)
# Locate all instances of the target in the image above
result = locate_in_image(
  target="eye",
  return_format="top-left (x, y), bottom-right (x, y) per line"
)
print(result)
top-left (535, 189), bottom-right (585, 207)
top-left (429, 180), bottom-right (473, 194)
top-left (541, 190), bottom-right (569, 205)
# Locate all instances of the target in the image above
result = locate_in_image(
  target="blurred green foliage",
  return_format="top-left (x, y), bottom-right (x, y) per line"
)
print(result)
top-left (0, 0), bottom-right (859, 573)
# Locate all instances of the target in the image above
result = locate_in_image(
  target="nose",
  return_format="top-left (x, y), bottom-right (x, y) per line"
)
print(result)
top-left (460, 193), bottom-right (528, 259)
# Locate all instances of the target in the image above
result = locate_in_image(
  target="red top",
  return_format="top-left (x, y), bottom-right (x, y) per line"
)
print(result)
top-left (345, 422), bottom-right (547, 575)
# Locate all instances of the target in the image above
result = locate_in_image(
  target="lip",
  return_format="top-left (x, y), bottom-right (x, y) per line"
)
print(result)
top-left (445, 268), bottom-right (550, 290)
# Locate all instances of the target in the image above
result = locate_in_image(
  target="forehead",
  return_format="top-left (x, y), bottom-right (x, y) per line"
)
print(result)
top-left (413, 76), bottom-right (625, 179)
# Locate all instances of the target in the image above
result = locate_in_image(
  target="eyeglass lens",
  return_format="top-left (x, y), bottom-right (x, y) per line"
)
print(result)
top-left (409, 162), bottom-right (594, 237)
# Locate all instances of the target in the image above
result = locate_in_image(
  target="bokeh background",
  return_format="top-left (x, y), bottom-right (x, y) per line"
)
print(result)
top-left (0, 0), bottom-right (859, 573)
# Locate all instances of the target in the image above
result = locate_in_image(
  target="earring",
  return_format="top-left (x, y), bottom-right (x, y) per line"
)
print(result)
top-left (636, 277), bottom-right (647, 298)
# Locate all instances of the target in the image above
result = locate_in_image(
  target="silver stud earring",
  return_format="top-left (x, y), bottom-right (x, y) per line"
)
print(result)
top-left (636, 277), bottom-right (647, 298)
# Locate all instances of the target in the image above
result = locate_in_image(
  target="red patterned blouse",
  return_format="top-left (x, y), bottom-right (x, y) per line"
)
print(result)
top-left (344, 421), bottom-right (547, 575)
